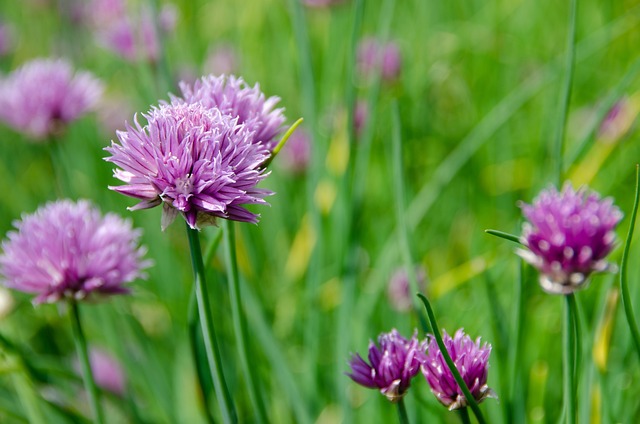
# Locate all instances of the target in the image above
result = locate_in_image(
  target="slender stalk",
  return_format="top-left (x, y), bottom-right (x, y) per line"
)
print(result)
top-left (187, 228), bottom-right (223, 424)
top-left (553, 0), bottom-right (578, 183)
top-left (620, 164), bottom-right (640, 360)
top-left (417, 294), bottom-right (486, 424)
top-left (223, 220), bottom-right (268, 423)
top-left (563, 294), bottom-right (577, 424)
top-left (509, 260), bottom-right (527, 424)
top-left (391, 100), bottom-right (429, 333)
top-left (484, 229), bottom-right (522, 245)
top-left (458, 407), bottom-right (471, 424)
top-left (396, 398), bottom-right (410, 424)
top-left (69, 300), bottom-right (105, 424)
top-left (186, 224), bottom-right (237, 424)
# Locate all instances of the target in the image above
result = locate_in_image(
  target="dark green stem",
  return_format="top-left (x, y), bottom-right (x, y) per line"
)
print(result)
top-left (620, 164), bottom-right (640, 360)
top-left (69, 300), bottom-right (105, 424)
top-left (484, 229), bottom-right (522, 245)
top-left (186, 224), bottom-right (237, 424)
top-left (396, 398), bottom-right (410, 424)
top-left (458, 407), bottom-right (471, 424)
top-left (223, 220), bottom-right (268, 423)
top-left (563, 294), bottom-right (577, 424)
top-left (417, 294), bottom-right (486, 424)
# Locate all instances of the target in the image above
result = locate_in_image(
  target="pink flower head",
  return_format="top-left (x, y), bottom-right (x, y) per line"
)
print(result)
top-left (0, 58), bottom-right (103, 140)
top-left (357, 37), bottom-right (402, 82)
top-left (347, 329), bottom-right (425, 402)
top-left (518, 183), bottom-right (623, 294)
top-left (387, 265), bottom-right (427, 312)
top-left (105, 102), bottom-right (273, 230)
top-left (177, 74), bottom-right (286, 151)
top-left (421, 329), bottom-right (495, 410)
top-left (279, 128), bottom-right (311, 174)
top-left (0, 200), bottom-right (149, 304)
top-left (84, 348), bottom-right (126, 395)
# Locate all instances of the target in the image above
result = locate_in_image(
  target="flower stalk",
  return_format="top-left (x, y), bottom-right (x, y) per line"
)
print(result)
top-left (69, 300), bottom-right (105, 424)
top-left (223, 220), bottom-right (268, 423)
top-left (417, 294), bottom-right (487, 424)
top-left (397, 398), bottom-right (410, 424)
top-left (186, 224), bottom-right (237, 424)
top-left (619, 164), bottom-right (640, 360)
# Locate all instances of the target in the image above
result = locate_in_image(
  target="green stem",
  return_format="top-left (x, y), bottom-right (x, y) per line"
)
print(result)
top-left (222, 220), bottom-right (268, 423)
top-left (188, 228), bottom-right (224, 424)
top-left (458, 407), bottom-right (471, 424)
top-left (391, 100), bottom-right (429, 333)
top-left (620, 164), bottom-right (640, 360)
top-left (186, 224), bottom-right (237, 424)
top-left (554, 0), bottom-right (577, 183)
top-left (396, 398), bottom-right (410, 424)
top-left (417, 294), bottom-right (486, 424)
top-left (69, 300), bottom-right (105, 424)
top-left (484, 229), bottom-right (522, 245)
top-left (563, 295), bottom-right (577, 424)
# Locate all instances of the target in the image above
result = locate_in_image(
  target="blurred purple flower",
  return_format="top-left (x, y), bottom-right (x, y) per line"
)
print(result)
top-left (86, 0), bottom-right (177, 63)
top-left (0, 21), bottom-right (14, 57)
top-left (421, 329), bottom-right (494, 410)
top-left (347, 329), bottom-right (425, 402)
top-left (387, 265), bottom-right (427, 312)
top-left (279, 128), bottom-right (311, 174)
top-left (178, 74), bottom-right (286, 151)
top-left (518, 183), bottom-right (623, 295)
top-left (0, 200), bottom-right (149, 304)
top-left (598, 98), bottom-right (635, 143)
top-left (82, 348), bottom-right (126, 395)
top-left (303, 0), bottom-right (346, 7)
top-left (204, 45), bottom-right (239, 76)
top-left (0, 58), bottom-right (103, 140)
top-left (105, 102), bottom-right (273, 230)
top-left (354, 100), bottom-right (368, 139)
top-left (357, 37), bottom-right (402, 82)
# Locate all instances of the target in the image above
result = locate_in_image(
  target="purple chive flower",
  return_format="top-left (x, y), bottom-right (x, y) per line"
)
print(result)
top-left (204, 45), bottom-right (239, 76)
top-left (279, 128), bottom-right (311, 174)
top-left (87, 0), bottom-right (177, 63)
top-left (347, 329), bottom-right (425, 402)
top-left (354, 100), bottom-right (368, 140)
top-left (303, 0), bottom-right (346, 7)
top-left (77, 348), bottom-right (126, 395)
top-left (0, 200), bottom-right (149, 304)
top-left (421, 329), bottom-right (494, 410)
top-left (178, 74), bottom-right (286, 151)
top-left (105, 102), bottom-right (273, 230)
top-left (387, 265), bottom-right (427, 312)
top-left (0, 21), bottom-right (14, 57)
top-left (0, 58), bottom-right (103, 140)
top-left (518, 183), bottom-right (623, 295)
top-left (598, 98), bottom-right (634, 143)
top-left (357, 37), bottom-right (402, 82)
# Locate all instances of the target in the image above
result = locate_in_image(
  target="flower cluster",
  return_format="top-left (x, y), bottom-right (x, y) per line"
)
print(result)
top-left (387, 265), bottom-right (428, 312)
top-left (347, 328), bottom-right (494, 409)
top-left (357, 37), bottom-right (402, 82)
top-left (421, 329), bottom-right (494, 410)
top-left (106, 102), bottom-right (273, 229)
top-left (347, 329), bottom-right (425, 402)
top-left (0, 200), bottom-right (149, 304)
top-left (518, 183), bottom-right (623, 294)
top-left (82, 0), bottom-right (177, 63)
top-left (0, 58), bottom-right (103, 139)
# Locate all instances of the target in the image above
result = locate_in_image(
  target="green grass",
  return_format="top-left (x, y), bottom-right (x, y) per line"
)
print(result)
top-left (0, 0), bottom-right (639, 422)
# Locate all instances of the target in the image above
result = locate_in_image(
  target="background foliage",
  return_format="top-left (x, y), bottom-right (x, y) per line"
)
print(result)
top-left (0, 0), bottom-right (639, 422)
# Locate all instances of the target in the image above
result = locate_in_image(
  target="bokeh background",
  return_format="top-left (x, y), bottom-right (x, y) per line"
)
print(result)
top-left (0, 0), bottom-right (639, 422)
